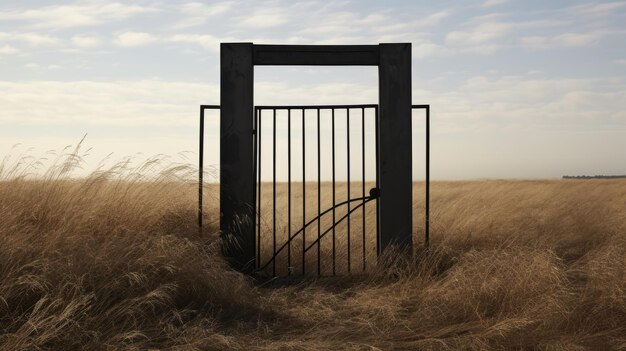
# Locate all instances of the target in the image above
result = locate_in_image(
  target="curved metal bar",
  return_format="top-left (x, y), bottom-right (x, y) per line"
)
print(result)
top-left (258, 190), bottom-right (378, 272)
top-left (303, 197), bottom-right (375, 254)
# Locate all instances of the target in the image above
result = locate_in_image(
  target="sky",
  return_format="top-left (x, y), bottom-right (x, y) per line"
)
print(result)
top-left (1, 0), bottom-right (625, 180)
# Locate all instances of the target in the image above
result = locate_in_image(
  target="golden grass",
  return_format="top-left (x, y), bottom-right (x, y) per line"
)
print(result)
top-left (1, 150), bottom-right (625, 350)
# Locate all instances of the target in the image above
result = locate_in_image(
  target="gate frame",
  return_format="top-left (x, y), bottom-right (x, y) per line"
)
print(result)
top-left (220, 43), bottom-right (412, 271)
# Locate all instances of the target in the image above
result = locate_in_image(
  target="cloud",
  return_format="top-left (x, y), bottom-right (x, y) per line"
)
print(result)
top-left (482, 0), bottom-right (509, 8)
top-left (174, 2), bottom-right (232, 28)
top-left (446, 21), bottom-right (512, 44)
top-left (521, 32), bottom-right (604, 48)
top-left (370, 10), bottom-right (451, 34)
top-left (421, 10), bottom-right (451, 26)
top-left (413, 42), bottom-right (449, 59)
top-left (168, 34), bottom-right (220, 51)
top-left (570, 1), bottom-right (626, 17)
top-left (110, 32), bottom-right (225, 51)
top-left (236, 8), bottom-right (289, 28)
top-left (552, 32), bottom-right (602, 46)
top-left (181, 1), bottom-right (231, 16)
top-left (615, 59), bottom-right (626, 65)
top-left (424, 75), bottom-right (626, 133)
top-left (296, 9), bottom-right (427, 38)
top-left (7, 32), bottom-right (61, 46)
top-left (4, 74), bottom-right (622, 132)
top-left (446, 9), bottom-right (608, 53)
top-left (71, 34), bottom-right (101, 48)
top-left (0, 45), bottom-right (19, 54)
top-left (0, 80), bottom-right (217, 127)
top-left (114, 32), bottom-right (158, 47)
top-left (0, 2), bottom-right (157, 29)
top-left (520, 36), bottom-right (549, 48)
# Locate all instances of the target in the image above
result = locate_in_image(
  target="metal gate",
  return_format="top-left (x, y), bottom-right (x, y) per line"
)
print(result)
top-left (253, 105), bottom-right (380, 276)
top-left (199, 104), bottom-right (430, 277)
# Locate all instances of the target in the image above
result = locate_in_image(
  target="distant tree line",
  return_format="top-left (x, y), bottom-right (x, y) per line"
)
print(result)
top-left (563, 175), bottom-right (626, 179)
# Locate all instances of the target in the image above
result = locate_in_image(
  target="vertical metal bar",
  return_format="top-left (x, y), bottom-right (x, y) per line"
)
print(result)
top-left (361, 107), bottom-right (366, 271)
top-left (198, 106), bottom-right (204, 232)
top-left (331, 108), bottom-right (336, 276)
top-left (302, 108), bottom-right (306, 275)
top-left (287, 109), bottom-right (292, 274)
top-left (317, 108), bottom-right (321, 276)
top-left (252, 108), bottom-right (258, 268)
top-left (375, 106), bottom-right (380, 256)
top-left (346, 107), bottom-right (351, 273)
top-left (257, 109), bottom-right (262, 269)
top-left (272, 108), bottom-right (277, 276)
top-left (426, 105), bottom-right (430, 247)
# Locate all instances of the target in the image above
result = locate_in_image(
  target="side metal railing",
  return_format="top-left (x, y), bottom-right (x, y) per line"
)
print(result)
top-left (198, 105), bottom-right (220, 231)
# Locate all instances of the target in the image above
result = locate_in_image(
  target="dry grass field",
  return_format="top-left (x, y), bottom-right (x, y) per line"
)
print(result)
top-left (1, 151), bottom-right (625, 350)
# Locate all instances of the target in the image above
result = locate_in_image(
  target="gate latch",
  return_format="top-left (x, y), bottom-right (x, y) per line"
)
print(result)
top-left (369, 187), bottom-right (380, 199)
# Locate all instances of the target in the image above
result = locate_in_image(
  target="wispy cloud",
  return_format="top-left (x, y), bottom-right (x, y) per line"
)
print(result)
top-left (0, 45), bottom-right (19, 55)
top-left (369, 10), bottom-right (451, 34)
top-left (236, 8), bottom-right (289, 28)
top-left (0, 80), bottom-right (217, 126)
top-left (520, 36), bottom-right (549, 48)
top-left (114, 32), bottom-right (158, 47)
top-left (445, 9), bottom-right (611, 53)
top-left (570, 1), bottom-right (626, 17)
top-left (552, 32), bottom-right (603, 46)
top-left (521, 31), bottom-right (606, 48)
top-left (112, 32), bottom-right (226, 52)
top-left (168, 34), bottom-right (221, 52)
top-left (173, 2), bottom-right (232, 28)
top-left (420, 74), bottom-right (626, 134)
top-left (413, 41), bottom-right (448, 59)
top-left (71, 34), bottom-right (101, 49)
top-left (421, 10), bottom-right (452, 26)
top-left (446, 21), bottom-right (512, 45)
top-left (0, 2), bottom-right (157, 29)
top-left (0, 32), bottom-right (61, 46)
top-left (482, 0), bottom-right (509, 8)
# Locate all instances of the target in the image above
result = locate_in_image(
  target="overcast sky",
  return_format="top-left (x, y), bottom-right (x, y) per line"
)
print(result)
top-left (1, 0), bottom-right (625, 179)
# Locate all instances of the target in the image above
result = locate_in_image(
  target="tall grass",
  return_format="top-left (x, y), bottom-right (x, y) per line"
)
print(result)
top-left (1, 145), bottom-right (625, 350)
